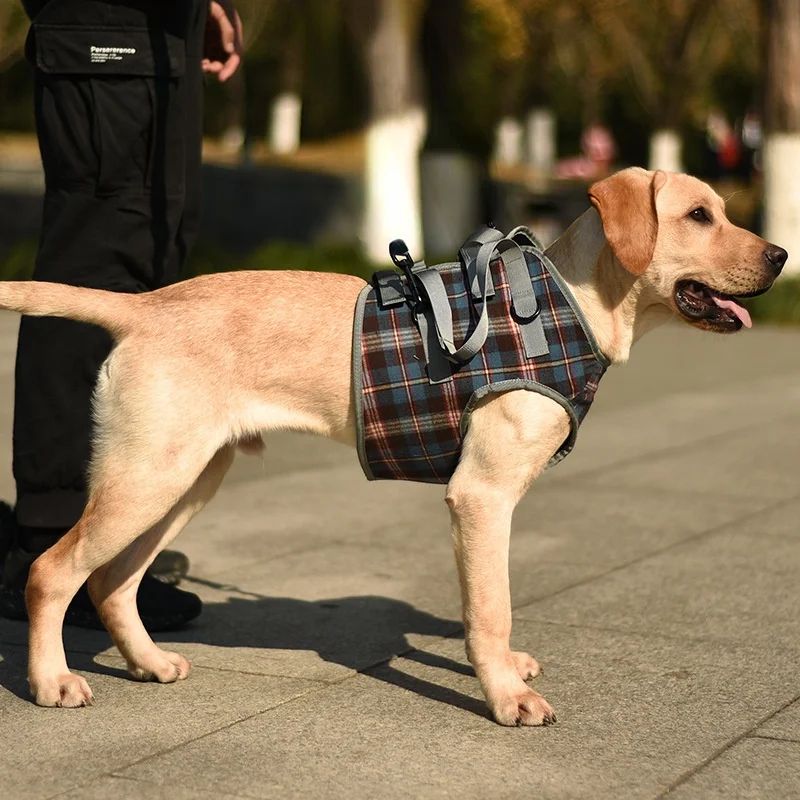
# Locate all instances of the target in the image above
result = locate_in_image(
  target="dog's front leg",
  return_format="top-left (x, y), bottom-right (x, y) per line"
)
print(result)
top-left (446, 390), bottom-right (569, 726)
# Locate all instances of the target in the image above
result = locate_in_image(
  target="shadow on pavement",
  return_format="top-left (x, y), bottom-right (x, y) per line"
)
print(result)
top-left (166, 583), bottom-right (489, 719)
top-left (0, 586), bottom-right (490, 719)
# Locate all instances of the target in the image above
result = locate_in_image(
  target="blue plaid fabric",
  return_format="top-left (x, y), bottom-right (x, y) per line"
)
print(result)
top-left (353, 247), bottom-right (609, 483)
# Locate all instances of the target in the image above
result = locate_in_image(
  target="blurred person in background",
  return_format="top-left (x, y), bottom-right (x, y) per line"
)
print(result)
top-left (0, 0), bottom-right (241, 631)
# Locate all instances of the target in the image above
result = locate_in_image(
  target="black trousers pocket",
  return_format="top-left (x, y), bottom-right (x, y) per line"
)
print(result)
top-left (31, 22), bottom-right (186, 195)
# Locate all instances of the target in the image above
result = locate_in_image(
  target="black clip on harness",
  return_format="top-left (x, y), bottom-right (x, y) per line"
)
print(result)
top-left (389, 239), bottom-right (423, 309)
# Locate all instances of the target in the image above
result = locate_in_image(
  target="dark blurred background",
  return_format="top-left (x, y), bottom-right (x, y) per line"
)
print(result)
top-left (0, 0), bottom-right (798, 321)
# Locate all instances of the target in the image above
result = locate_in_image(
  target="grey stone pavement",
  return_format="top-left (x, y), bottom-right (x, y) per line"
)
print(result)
top-left (0, 311), bottom-right (798, 799)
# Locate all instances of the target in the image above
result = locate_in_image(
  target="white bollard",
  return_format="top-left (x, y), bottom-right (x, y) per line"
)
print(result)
top-left (363, 107), bottom-right (426, 263)
top-left (220, 125), bottom-right (245, 155)
top-left (269, 92), bottom-right (302, 155)
top-left (763, 133), bottom-right (800, 274)
top-left (526, 107), bottom-right (556, 174)
top-left (648, 129), bottom-right (683, 173)
top-left (494, 117), bottom-right (524, 166)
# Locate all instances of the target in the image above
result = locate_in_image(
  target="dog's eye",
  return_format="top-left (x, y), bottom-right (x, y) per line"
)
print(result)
top-left (689, 207), bottom-right (712, 224)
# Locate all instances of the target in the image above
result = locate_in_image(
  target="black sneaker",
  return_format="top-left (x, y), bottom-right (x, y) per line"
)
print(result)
top-left (0, 501), bottom-right (16, 566)
top-left (0, 545), bottom-right (202, 632)
top-left (149, 549), bottom-right (191, 586)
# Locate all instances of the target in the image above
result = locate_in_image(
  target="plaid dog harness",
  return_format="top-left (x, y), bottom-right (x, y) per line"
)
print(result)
top-left (352, 226), bottom-right (609, 483)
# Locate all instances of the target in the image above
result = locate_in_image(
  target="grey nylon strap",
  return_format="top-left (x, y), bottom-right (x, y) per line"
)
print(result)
top-left (460, 225), bottom-right (504, 299)
top-left (412, 240), bottom-right (492, 370)
top-left (415, 311), bottom-right (453, 384)
top-left (507, 225), bottom-right (543, 250)
top-left (502, 243), bottom-right (549, 358)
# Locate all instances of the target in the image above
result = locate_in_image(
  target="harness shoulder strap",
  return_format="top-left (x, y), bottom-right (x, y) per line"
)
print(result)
top-left (459, 225), bottom-right (504, 300)
top-left (507, 225), bottom-right (544, 250)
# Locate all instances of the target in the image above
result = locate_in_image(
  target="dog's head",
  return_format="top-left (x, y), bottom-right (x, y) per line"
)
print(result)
top-left (589, 167), bottom-right (786, 332)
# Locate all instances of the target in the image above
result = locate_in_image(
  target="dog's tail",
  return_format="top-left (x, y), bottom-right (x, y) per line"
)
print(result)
top-left (0, 281), bottom-right (139, 338)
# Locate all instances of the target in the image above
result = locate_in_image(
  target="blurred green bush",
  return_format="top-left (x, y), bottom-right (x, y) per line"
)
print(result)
top-left (745, 277), bottom-right (800, 326)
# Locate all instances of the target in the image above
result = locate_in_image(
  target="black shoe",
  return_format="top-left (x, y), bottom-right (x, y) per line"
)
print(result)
top-left (0, 546), bottom-right (202, 632)
top-left (10, 518), bottom-right (191, 587)
top-left (0, 501), bottom-right (17, 565)
top-left (149, 549), bottom-right (191, 586)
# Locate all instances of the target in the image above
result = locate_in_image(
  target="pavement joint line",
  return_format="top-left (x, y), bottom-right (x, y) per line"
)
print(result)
top-left (509, 492), bottom-right (799, 613)
top-left (47, 774), bottom-right (256, 800)
top-left (655, 689), bottom-right (800, 798)
top-left (548, 411), bottom-right (799, 488)
top-left (188, 537), bottom-right (363, 586)
top-left (69, 681), bottom-right (331, 793)
top-left (92, 651), bottom-right (343, 685)
top-left (524, 481), bottom-right (779, 505)
top-left (504, 615), bottom-right (800, 657)
top-left (746, 733), bottom-right (800, 744)
top-left (174, 664), bottom-right (351, 683)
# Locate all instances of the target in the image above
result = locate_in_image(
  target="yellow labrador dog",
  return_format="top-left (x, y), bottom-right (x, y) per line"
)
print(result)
top-left (0, 168), bottom-right (786, 725)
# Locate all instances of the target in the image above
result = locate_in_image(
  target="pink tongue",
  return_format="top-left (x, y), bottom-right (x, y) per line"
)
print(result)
top-left (712, 296), bottom-right (752, 328)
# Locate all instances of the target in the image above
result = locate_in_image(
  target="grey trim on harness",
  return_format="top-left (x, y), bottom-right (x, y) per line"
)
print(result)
top-left (460, 378), bottom-right (580, 468)
top-left (351, 284), bottom-right (376, 480)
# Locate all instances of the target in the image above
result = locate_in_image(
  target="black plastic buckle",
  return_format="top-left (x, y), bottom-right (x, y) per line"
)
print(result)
top-left (371, 270), bottom-right (407, 309)
top-left (389, 239), bottom-right (423, 307)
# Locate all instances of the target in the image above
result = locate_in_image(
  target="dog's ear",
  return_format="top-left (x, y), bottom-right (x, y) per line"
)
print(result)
top-left (588, 168), bottom-right (667, 275)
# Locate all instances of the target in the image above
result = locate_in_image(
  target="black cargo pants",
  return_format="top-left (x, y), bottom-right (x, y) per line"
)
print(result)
top-left (14, 0), bottom-right (207, 528)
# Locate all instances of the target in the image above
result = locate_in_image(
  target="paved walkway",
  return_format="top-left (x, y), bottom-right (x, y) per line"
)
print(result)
top-left (0, 312), bottom-right (798, 799)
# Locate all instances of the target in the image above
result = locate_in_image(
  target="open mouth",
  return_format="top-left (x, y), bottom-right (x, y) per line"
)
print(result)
top-left (673, 280), bottom-right (758, 332)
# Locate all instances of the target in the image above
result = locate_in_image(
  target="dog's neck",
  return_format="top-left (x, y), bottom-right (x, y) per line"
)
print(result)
top-left (545, 208), bottom-right (670, 364)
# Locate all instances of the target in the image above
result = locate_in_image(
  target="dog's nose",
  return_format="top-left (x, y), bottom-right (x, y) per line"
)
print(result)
top-left (764, 244), bottom-right (788, 273)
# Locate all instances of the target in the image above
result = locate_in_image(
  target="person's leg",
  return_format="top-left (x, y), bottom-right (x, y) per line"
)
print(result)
top-left (1, 0), bottom-right (209, 629)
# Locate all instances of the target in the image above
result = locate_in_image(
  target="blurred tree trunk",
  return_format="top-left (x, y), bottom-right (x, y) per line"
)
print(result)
top-left (591, 0), bottom-right (715, 172)
top-left (267, 2), bottom-right (304, 154)
top-left (220, 71), bottom-right (247, 156)
top-left (0, 1), bottom-right (27, 70)
top-left (647, 1), bottom-right (712, 171)
top-left (348, 0), bottom-right (425, 262)
top-left (420, 0), bottom-right (487, 256)
top-left (218, 1), bottom-right (275, 157)
top-left (762, 0), bottom-right (800, 273)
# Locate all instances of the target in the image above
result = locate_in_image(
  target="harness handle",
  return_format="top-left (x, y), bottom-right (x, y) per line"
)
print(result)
top-left (415, 237), bottom-right (525, 366)
top-left (383, 231), bottom-right (550, 384)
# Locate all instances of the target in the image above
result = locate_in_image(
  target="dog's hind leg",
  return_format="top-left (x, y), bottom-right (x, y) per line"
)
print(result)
top-left (25, 437), bottom-right (224, 707)
top-left (87, 444), bottom-right (236, 683)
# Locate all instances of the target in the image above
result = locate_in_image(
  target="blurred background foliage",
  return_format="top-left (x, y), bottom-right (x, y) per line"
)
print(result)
top-left (0, 0), bottom-right (762, 165)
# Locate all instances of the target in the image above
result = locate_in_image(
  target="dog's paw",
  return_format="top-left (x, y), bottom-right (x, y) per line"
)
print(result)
top-left (489, 687), bottom-right (556, 727)
top-left (30, 673), bottom-right (94, 708)
top-left (511, 650), bottom-right (542, 681)
top-left (127, 650), bottom-right (191, 683)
